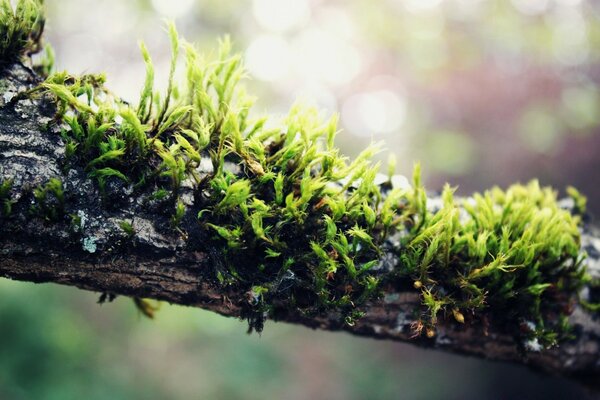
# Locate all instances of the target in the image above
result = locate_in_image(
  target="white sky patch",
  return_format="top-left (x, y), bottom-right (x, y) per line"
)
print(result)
top-left (316, 6), bottom-right (357, 39)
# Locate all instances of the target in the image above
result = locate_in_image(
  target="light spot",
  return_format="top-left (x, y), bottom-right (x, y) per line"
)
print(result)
top-left (2, 92), bottom-right (15, 103)
top-left (77, 210), bottom-right (87, 230)
top-left (391, 175), bottom-right (411, 190)
top-left (82, 237), bottom-right (97, 253)
top-left (292, 28), bottom-right (361, 86)
top-left (151, 0), bottom-right (194, 18)
top-left (402, 0), bottom-right (443, 13)
top-left (342, 90), bottom-right (407, 137)
top-left (245, 35), bottom-right (291, 82)
top-left (524, 320), bottom-right (537, 331)
top-left (436, 335), bottom-right (452, 346)
top-left (551, 8), bottom-right (589, 66)
top-left (252, 0), bottom-right (310, 32)
top-left (511, 0), bottom-right (548, 15)
top-left (524, 337), bottom-right (543, 352)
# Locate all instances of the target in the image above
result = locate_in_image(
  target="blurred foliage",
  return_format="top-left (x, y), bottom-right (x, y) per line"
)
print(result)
top-left (0, 279), bottom-right (589, 399)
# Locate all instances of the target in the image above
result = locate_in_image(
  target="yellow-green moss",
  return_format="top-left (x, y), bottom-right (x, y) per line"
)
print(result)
top-left (395, 180), bottom-right (585, 347)
top-left (3, 2), bottom-right (591, 347)
top-left (0, 0), bottom-right (44, 64)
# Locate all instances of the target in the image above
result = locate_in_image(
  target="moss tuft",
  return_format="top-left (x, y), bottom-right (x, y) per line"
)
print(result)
top-left (0, 0), bottom-right (45, 64)
top-left (0, 178), bottom-right (15, 216)
top-left (30, 178), bottom-right (65, 221)
top-left (395, 179), bottom-right (586, 347)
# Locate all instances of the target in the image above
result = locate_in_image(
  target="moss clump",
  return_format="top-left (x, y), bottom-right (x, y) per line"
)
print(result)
top-left (8, 7), bottom-right (589, 346)
top-left (0, 0), bottom-right (44, 64)
top-left (395, 179), bottom-right (585, 347)
top-left (37, 26), bottom-right (400, 328)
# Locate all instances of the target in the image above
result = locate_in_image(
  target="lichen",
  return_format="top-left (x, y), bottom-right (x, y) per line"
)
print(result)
top-left (82, 236), bottom-right (97, 253)
top-left (2, 2), bottom-right (593, 347)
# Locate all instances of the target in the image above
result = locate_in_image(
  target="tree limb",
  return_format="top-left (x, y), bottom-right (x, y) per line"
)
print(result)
top-left (1, 62), bottom-right (600, 388)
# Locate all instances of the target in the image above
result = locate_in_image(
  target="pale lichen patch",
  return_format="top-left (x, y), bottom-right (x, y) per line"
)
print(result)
top-left (524, 338), bottom-right (543, 352)
top-left (82, 236), bottom-right (97, 253)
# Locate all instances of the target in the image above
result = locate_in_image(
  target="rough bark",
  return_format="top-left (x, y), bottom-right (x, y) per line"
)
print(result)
top-left (1, 62), bottom-right (600, 387)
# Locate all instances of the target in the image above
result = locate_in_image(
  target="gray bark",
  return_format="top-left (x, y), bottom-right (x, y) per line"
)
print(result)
top-left (1, 62), bottom-right (600, 388)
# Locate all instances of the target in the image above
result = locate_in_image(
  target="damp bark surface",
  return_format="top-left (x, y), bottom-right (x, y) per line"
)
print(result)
top-left (1, 62), bottom-right (600, 389)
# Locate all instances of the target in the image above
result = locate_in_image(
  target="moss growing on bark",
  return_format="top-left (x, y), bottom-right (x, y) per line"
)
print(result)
top-left (395, 179), bottom-right (585, 347)
top-left (0, 0), bottom-right (44, 64)
top-left (2, 2), bottom-right (592, 347)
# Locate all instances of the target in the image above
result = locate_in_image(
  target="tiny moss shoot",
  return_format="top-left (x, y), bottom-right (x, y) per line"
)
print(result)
top-left (118, 220), bottom-right (135, 237)
top-left (30, 178), bottom-right (65, 221)
top-left (0, 178), bottom-right (15, 216)
top-left (1, 1), bottom-right (594, 348)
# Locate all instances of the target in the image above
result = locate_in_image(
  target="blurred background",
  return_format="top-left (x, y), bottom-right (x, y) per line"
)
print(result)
top-left (2, 0), bottom-right (599, 398)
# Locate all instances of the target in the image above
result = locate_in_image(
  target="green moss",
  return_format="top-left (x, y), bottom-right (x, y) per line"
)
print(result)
top-left (30, 178), bottom-right (65, 221)
top-left (5, 5), bottom-right (590, 347)
top-left (32, 26), bottom-right (405, 328)
top-left (567, 186), bottom-right (587, 215)
top-left (0, 178), bottom-right (15, 216)
top-left (394, 179), bottom-right (585, 347)
top-left (118, 220), bottom-right (135, 238)
top-left (0, 0), bottom-right (44, 64)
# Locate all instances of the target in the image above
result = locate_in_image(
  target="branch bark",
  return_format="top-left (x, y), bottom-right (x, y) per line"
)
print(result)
top-left (1, 63), bottom-right (600, 387)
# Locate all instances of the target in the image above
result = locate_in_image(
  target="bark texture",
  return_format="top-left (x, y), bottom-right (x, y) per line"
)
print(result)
top-left (1, 62), bottom-right (600, 386)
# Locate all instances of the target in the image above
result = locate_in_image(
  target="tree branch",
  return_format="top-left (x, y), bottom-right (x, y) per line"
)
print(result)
top-left (2, 62), bottom-right (600, 388)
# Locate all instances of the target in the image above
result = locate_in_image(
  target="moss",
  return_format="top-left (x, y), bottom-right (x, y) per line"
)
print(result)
top-left (30, 27), bottom-right (403, 327)
top-left (118, 220), bottom-right (135, 238)
top-left (0, 178), bottom-right (15, 217)
top-left (30, 178), bottom-right (65, 221)
top-left (393, 179), bottom-right (585, 347)
top-left (4, 4), bottom-right (592, 347)
top-left (0, 0), bottom-right (44, 65)
top-left (133, 298), bottom-right (161, 319)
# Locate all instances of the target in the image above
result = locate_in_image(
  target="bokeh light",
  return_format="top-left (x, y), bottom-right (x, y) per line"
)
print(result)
top-left (252, 0), bottom-right (310, 32)
top-left (342, 90), bottom-right (407, 137)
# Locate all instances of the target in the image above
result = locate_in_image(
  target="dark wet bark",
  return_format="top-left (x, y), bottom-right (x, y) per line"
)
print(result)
top-left (1, 62), bottom-right (600, 388)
